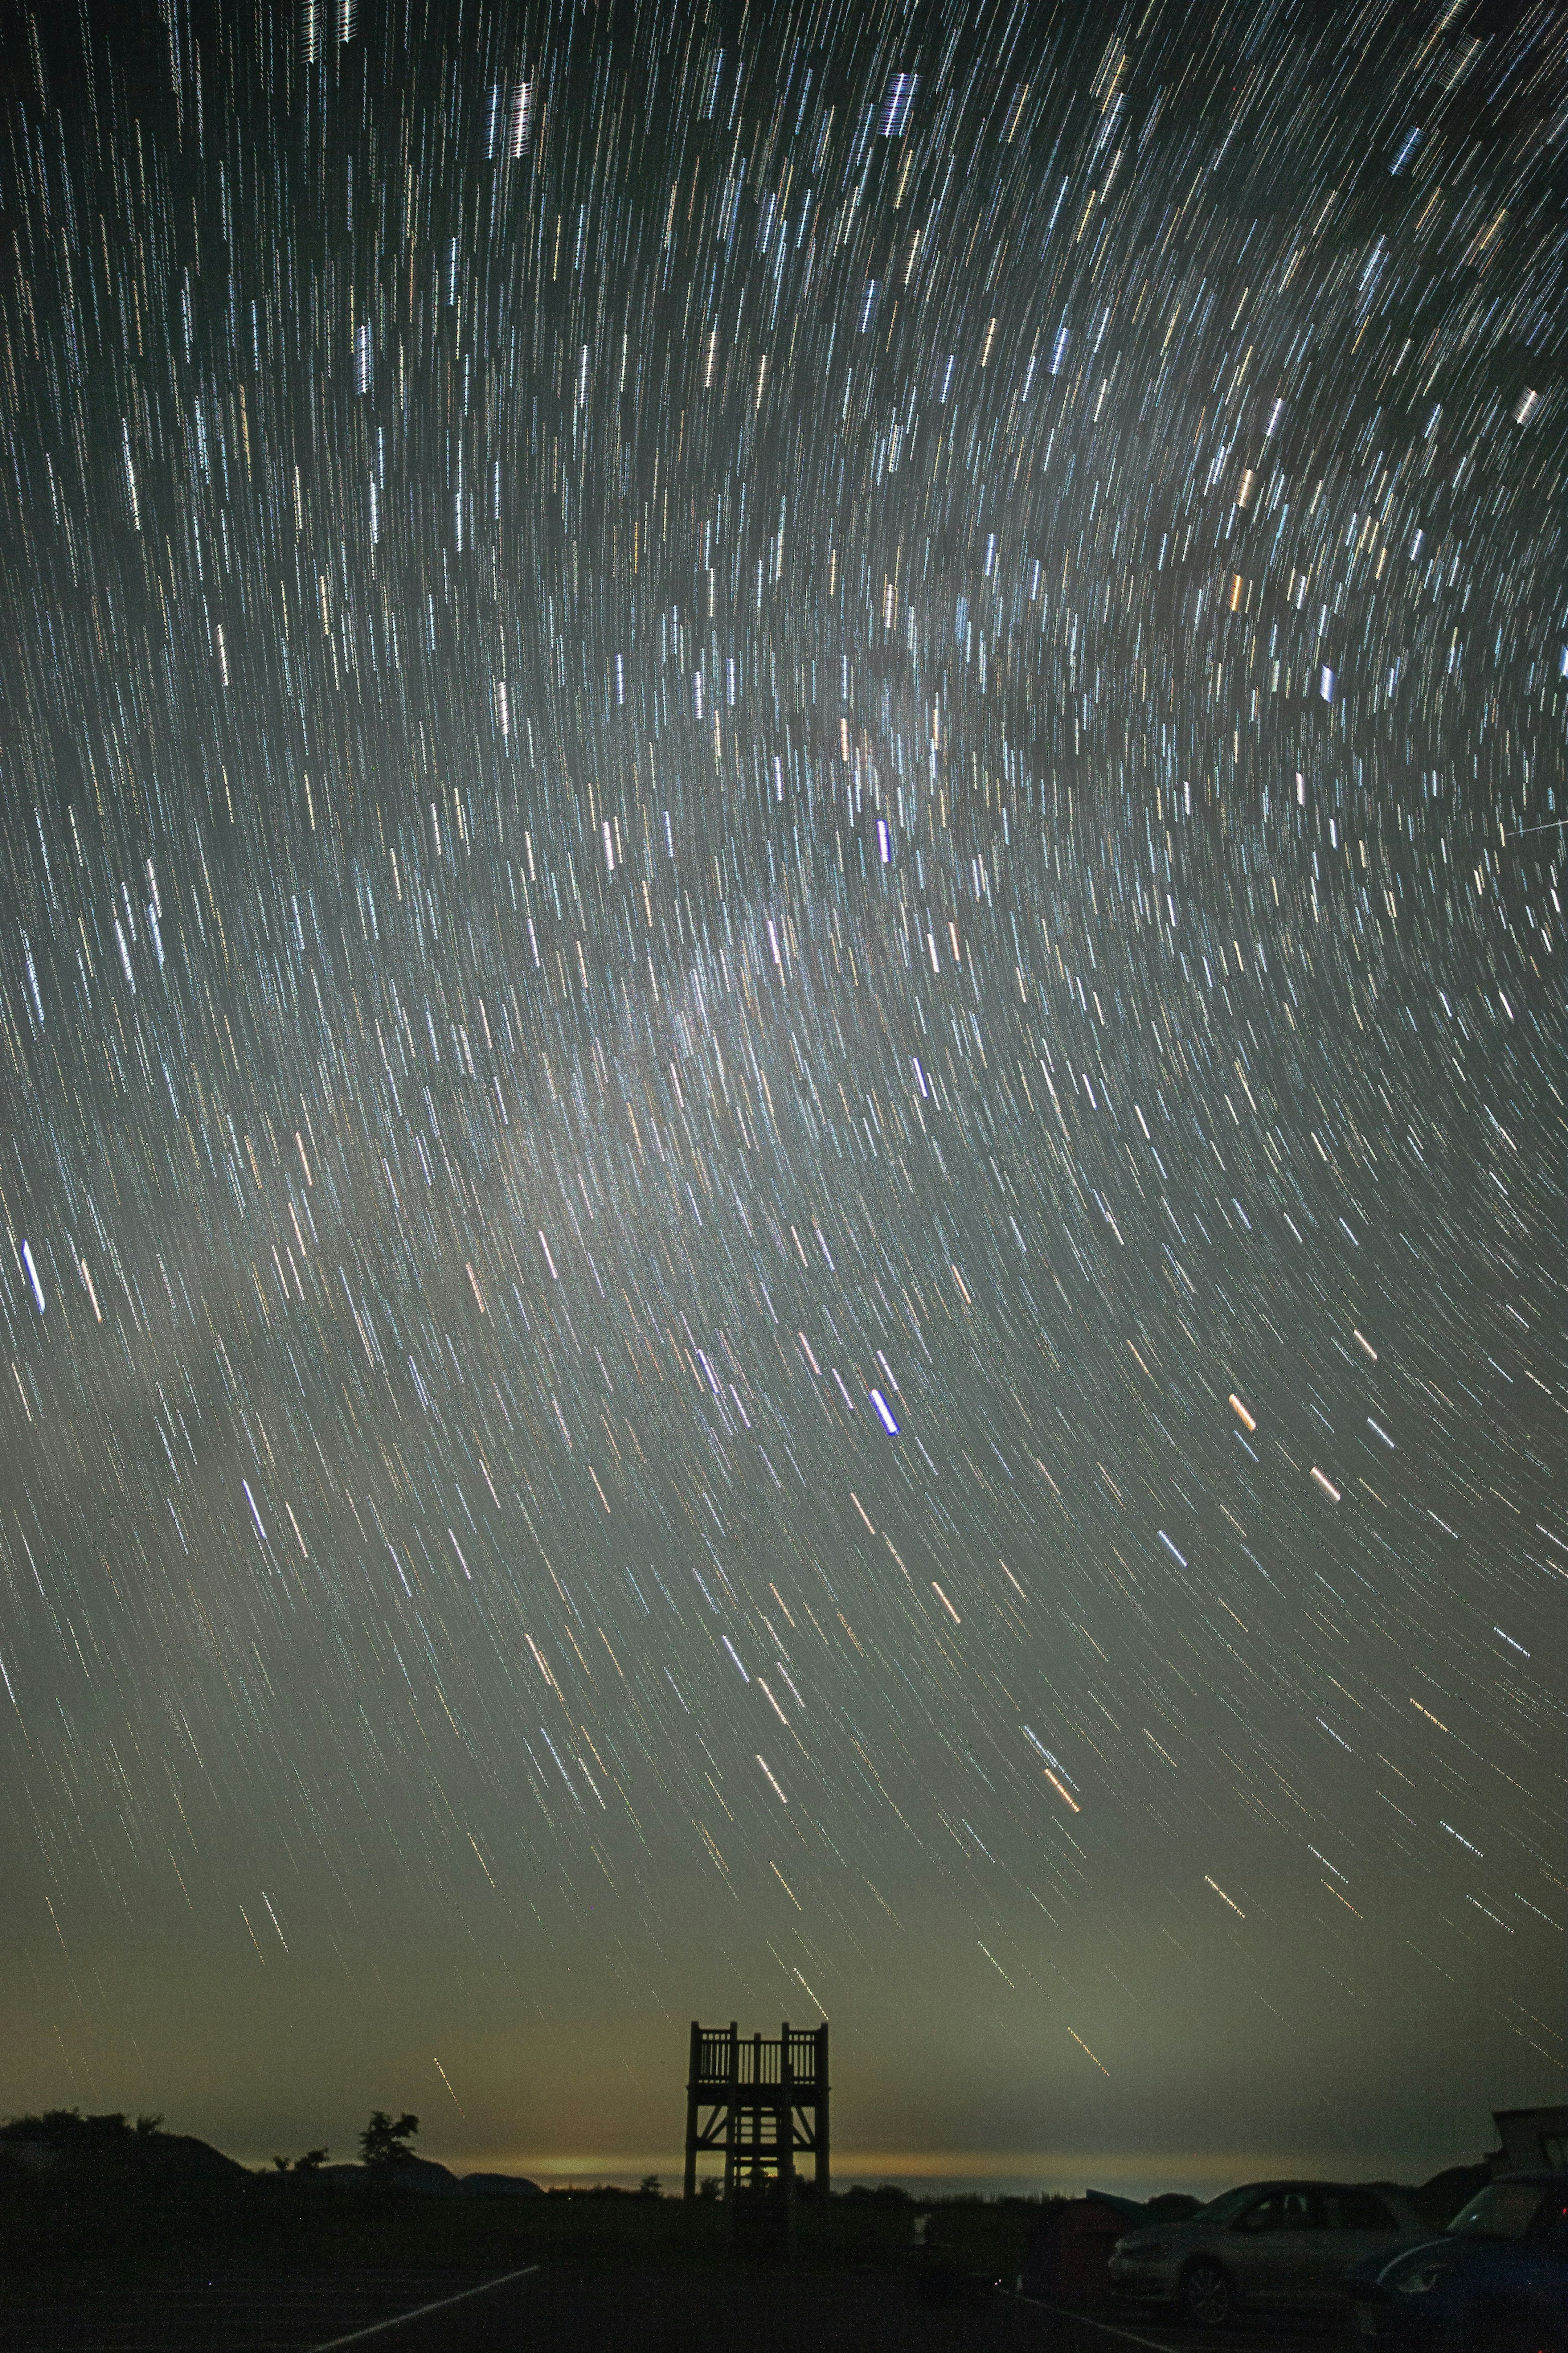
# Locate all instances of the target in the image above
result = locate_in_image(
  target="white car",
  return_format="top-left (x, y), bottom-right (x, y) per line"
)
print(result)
top-left (1109, 2180), bottom-right (1430, 2325)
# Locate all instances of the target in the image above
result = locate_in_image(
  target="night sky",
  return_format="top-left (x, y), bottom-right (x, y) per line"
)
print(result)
top-left (0, 0), bottom-right (1563, 2196)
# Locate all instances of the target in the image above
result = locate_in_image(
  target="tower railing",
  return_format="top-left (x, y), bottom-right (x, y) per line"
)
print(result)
top-left (692, 2027), bottom-right (820, 2088)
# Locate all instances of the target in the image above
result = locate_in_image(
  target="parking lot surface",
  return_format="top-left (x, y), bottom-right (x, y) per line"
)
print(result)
top-left (0, 2270), bottom-right (518, 2353)
top-left (0, 2267), bottom-right (1358, 2353)
top-left (1022, 2299), bottom-right (1352, 2353)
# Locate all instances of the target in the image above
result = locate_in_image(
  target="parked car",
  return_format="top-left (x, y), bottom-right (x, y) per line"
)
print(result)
top-left (1346, 2170), bottom-right (1568, 2351)
top-left (1109, 2179), bottom-right (1429, 2324)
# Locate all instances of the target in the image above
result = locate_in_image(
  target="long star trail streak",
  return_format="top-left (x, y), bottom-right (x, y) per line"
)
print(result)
top-left (0, 0), bottom-right (1562, 2181)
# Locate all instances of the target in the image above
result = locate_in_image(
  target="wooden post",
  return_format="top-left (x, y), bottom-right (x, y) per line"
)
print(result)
top-left (751, 2033), bottom-right (763, 2194)
top-left (814, 2020), bottom-right (830, 2194)
top-left (780, 2020), bottom-right (797, 2249)
top-left (722, 2020), bottom-right (739, 2202)
top-left (684, 2021), bottom-right (701, 2201)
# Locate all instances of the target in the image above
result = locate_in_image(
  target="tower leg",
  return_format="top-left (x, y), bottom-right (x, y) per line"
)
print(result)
top-left (684, 2021), bottom-right (700, 2201)
top-left (780, 2021), bottom-right (797, 2250)
top-left (722, 2021), bottom-right (739, 2203)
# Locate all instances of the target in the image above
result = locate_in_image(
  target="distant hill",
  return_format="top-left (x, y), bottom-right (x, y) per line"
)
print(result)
top-left (0, 2111), bottom-right (247, 2189)
top-left (0, 2115), bottom-right (542, 2206)
top-left (316, 2158), bottom-right (542, 2197)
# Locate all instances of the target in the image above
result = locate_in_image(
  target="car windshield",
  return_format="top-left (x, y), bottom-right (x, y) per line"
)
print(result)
top-left (1447, 2183), bottom-right (1545, 2241)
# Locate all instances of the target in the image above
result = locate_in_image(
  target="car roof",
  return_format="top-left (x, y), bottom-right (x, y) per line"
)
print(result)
top-left (1225, 2179), bottom-right (1385, 2192)
top-left (1194, 2180), bottom-right (1421, 2206)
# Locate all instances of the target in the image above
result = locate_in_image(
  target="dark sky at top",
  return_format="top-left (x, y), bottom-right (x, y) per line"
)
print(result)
top-left (0, 0), bottom-right (1562, 2189)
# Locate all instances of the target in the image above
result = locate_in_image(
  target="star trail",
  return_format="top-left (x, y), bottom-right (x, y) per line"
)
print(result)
top-left (0, 0), bottom-right (1563, 2184)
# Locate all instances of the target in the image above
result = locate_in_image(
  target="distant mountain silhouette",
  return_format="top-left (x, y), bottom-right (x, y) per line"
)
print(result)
top-left (0, 2111), bottom-right (246, 2189)
top-left (316, 2157), bottom-right (541, 2197)
top-left (320, 2155), bottom-right (461, 2196)
top-left (1, 2116), bottom-right (543, 2206)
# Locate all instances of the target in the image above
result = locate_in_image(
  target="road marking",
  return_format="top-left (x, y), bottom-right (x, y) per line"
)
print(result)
top-left (1023, 2305), bottom-right (1186, 2352)
top-left (312, 2266), bottom-right (541, 2348)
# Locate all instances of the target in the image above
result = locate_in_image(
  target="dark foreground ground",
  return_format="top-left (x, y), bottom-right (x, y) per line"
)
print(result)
top-left (0, 2263), bottom-right (1354, 2353)
top-left (0, 2183), bottom-right (1362, 2353)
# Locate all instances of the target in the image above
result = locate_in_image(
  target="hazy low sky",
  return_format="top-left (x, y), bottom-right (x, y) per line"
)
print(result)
top-left (1, 0), bottom-right (1561, 2195)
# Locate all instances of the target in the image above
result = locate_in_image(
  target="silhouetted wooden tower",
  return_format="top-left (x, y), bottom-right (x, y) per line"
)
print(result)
top-left (682, 2020), bottom-right (830, 2203)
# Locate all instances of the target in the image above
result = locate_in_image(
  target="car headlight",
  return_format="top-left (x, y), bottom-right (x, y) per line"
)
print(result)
top-left (1394, 2263), bottom-right (1449, 2296)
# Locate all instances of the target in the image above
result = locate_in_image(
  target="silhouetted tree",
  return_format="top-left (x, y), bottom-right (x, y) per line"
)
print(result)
top-left (359, 2110), bottom-right (420, 2167)
top-left (294, 2146), bottom-right (329, 2172)
top-left (638, 2173), bottom-right (661, 2197)
top-left (134, 2114), bottom-right (164, 2137)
